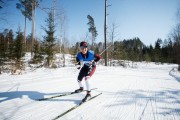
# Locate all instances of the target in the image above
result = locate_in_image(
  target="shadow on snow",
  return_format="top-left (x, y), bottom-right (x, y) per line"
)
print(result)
top-left (169, 67), bottom-right (180, 82)
top-left (0, 90), bottom-right (79, 103)
top-left (101, 88), bottom-right (180, 117)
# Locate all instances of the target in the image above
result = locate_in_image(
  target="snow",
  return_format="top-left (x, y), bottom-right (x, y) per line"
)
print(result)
top-left (0, 60), bottom-right (180, 120)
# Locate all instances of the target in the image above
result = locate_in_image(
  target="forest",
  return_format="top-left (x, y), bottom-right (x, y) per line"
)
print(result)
top-left (0, 0), bottom-right (180, 74)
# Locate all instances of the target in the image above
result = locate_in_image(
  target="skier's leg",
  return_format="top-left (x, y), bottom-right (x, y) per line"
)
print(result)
top-left (85, 65), bottom-right (96, 93)
top-left (82, 66), bottom-right (96, 102)
top-left (75, 79), bottom-right (84, 93)
top-left (77, 80), bottom-right (83, 88)
top-left (81, 76), bottom-right (91, 102)
top-left (85, 76), bottom-right (91, 92)
top-left (75, 68), bottom-right (86, 93)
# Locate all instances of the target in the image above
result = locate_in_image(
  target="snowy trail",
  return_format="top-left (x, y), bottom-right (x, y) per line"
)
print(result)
top-left (0, 63), bottom-right (180, 120)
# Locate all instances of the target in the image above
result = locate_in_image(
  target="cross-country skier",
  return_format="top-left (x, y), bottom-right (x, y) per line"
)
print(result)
top-left (75, 41), bottom-right (101, 102)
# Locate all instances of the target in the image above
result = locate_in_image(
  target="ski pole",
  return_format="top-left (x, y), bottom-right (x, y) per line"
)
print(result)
top-left (99, 43), bottom-right (113, 55)
top-left (89, 43), bottom-right (113, 66)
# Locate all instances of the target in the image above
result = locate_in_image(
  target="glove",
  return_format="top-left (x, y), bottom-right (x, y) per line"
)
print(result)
top-left (77, 61), bottom-right (84, 70)
top-left (77, 66), bottom-right (81, 69)
top-left (80, 61), bottom-right (84, 66)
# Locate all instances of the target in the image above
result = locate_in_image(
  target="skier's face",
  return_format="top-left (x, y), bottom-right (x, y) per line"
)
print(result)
top-left (81, 46), bottom-right (88, 54)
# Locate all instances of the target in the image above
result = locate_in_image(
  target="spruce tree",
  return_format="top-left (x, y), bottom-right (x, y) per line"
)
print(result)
top-left (154, 39), bottom-right (162, 63)
top-left (7, 29), bottom-right (14, 60)
top-left (13, 28), bottom-right (25, 70)
top-left (32, 41), bottom-right (43, 64)
top-left (42, 11), bottom-right (56, 67)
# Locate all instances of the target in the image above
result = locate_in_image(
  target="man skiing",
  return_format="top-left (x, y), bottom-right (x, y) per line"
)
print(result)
top-left (75, 41), bottom-right (101, 102)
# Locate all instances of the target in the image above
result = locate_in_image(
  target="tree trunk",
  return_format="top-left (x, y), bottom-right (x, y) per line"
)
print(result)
top-left (24, 16), bottom-right (26, 52)
top-left (31, 1), bottom-right (35, 58)
top-left (104, 0), bottom-right (107, 66)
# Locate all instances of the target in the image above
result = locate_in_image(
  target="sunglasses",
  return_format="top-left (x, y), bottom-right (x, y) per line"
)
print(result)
top-left (80, 46), bottom-right (87, 49)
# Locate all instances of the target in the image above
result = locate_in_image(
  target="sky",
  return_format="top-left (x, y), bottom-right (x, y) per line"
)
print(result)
top-left (0, 0), bottom-right (180, 46)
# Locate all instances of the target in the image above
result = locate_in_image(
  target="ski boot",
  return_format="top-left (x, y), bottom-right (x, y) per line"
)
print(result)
top-left (82, 91), bottom-right (91, 102)
top-left (74, 87), bottom-right (83, 93)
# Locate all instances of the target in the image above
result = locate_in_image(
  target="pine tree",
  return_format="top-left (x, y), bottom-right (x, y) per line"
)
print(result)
top-left (16, 0), bottom-right (32, 52)
top-left (87, 15), bottom-right (98, 49)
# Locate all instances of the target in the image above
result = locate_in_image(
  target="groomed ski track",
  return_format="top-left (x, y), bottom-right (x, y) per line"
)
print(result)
top-left (0, 63), bottom-right (180, 120)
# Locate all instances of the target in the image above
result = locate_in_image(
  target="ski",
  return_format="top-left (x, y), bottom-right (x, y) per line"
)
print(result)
top-left (36, 88), bottom-right (97, 101)
top-left (52, 93), bottom-right (102, 120)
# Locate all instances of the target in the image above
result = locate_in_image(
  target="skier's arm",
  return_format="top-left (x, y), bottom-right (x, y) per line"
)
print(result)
top-left (76, 57), bottom-right (80, 65)
top-left (76, 57), bottom-right (84, 69)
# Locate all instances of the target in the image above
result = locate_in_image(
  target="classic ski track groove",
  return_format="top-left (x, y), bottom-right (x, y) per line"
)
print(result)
top-left (52, 93), bottom-right (102, 120)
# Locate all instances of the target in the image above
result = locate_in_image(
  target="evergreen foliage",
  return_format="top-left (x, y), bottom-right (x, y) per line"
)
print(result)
top-left (14, 28), bottom-right (24, 61)
top-left (0, 2), bottom-right (180, 72)
top-left (31, 41), bottom-right (44, 64)
top-left (41, 11), bottom-right (56, 67)
top-left (69, 42), bottom-right (79, 64)
top-left (87, 15), bottom-right (98, 49)
top-left (16, 0), bottom-right (32, 21)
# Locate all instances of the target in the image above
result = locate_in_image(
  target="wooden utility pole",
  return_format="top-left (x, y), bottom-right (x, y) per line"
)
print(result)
top-left (53, 0), bottom-right (56, 26)
top-left (104, 0), bottom-right (108, 66)
top-left (31, 0), bottom-right (35, 58)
